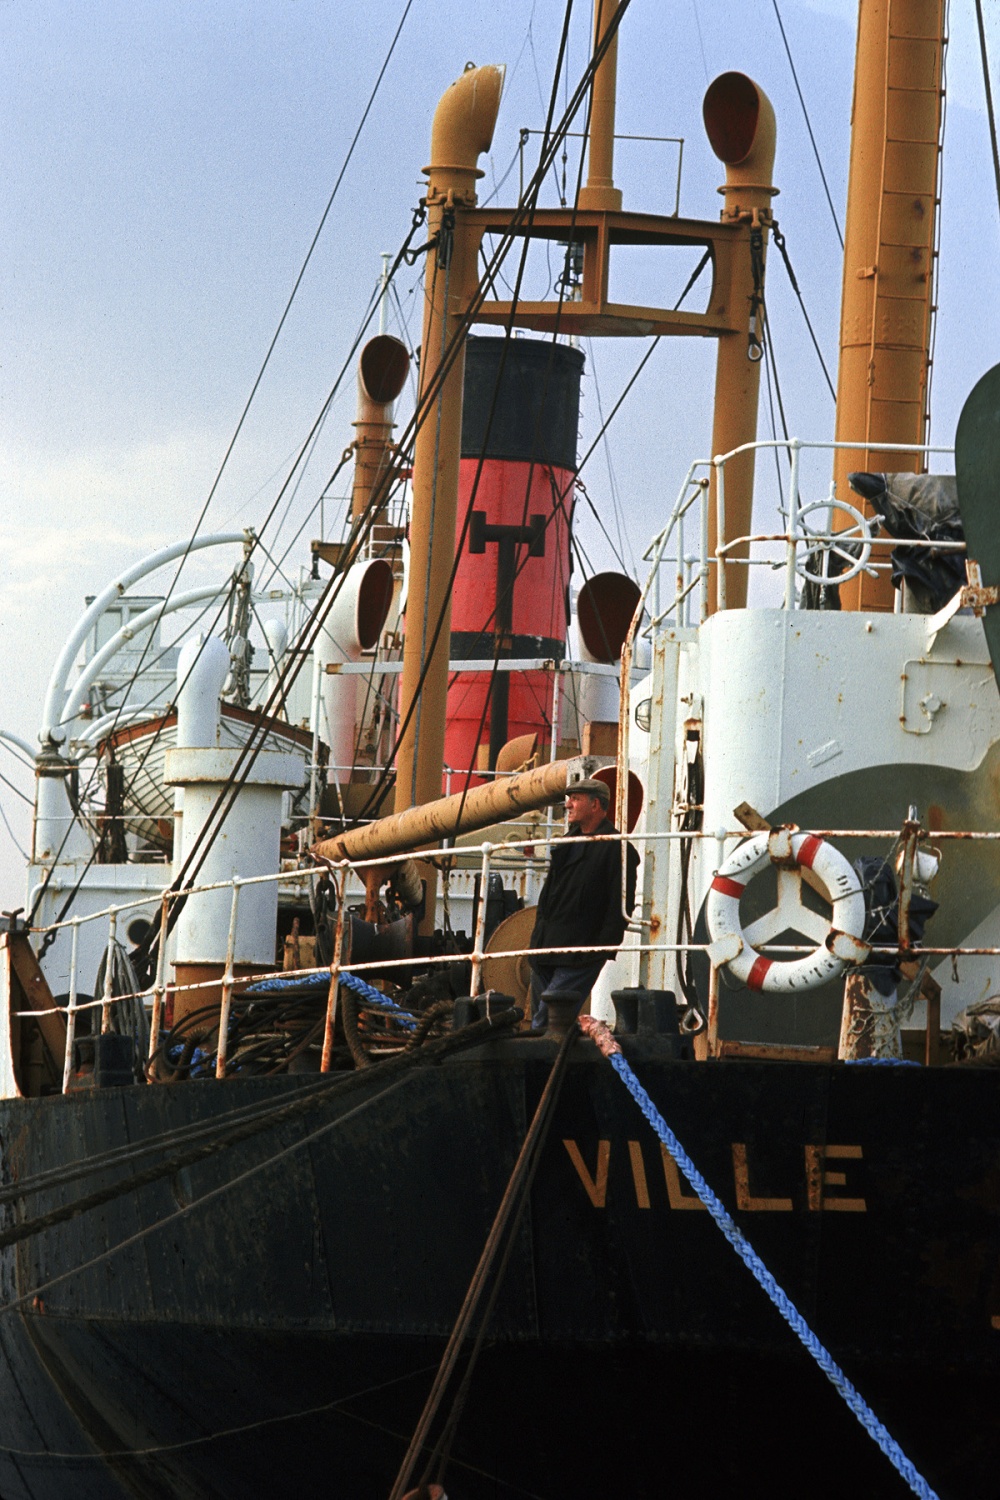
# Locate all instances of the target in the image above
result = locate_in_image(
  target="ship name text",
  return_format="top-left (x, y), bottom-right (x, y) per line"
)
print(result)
top-left (562, 1140), bottom-right (866, 1213)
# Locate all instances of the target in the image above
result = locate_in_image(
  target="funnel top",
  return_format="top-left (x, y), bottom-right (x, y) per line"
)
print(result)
top-left (359, 335), bottom-right (409, 405)
top-left (703, 72), bottom-right (764, 165)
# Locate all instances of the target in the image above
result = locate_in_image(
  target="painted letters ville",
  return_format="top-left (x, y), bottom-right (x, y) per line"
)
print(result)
top-left (563, 1139), bottom-right (866, 1213)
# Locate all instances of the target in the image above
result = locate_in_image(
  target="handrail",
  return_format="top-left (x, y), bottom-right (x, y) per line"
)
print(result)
top-left (635, 435), bottom-right (959, 632)
top-left (18, 808), bottom-right (995, 1092)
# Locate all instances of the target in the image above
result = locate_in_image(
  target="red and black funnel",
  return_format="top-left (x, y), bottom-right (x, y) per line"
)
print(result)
top-left (446, 336), bottom-right (584, 779)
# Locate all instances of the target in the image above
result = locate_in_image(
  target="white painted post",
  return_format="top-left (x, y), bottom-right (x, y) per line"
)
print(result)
top-left (714, 460), bottom-right (727, 613)
top-left (62, 919), bottom-right (80, 1094)
top-left (215, 881), bottom-right (241, 1079)
top-left (149, 892), bottom-right (171, 1061)
top-left (469, 843), bottom-right (493, 996)
top-left (308, 654), bottom-right (323, 827)
top-left (320, 865), bottom-right (349, 1072)
top-left (101, 909), bottom-right (117, 1034)
top-left (784, 439), bottom-right (802, 610)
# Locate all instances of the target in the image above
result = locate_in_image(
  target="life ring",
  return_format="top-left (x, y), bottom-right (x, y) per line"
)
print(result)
top-left (705, 828), bottom-right (869, 993)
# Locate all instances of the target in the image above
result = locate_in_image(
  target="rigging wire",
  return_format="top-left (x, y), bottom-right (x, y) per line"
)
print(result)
top-left (924, 0), bottom-right (950, 449)
top-left (36, 182), bottom-right (430, 936)
top-left (771, 0), bottom-right (844, 250)
top-left (103, 0), bottom-right (416, 722)
top-left (439, 251), bottom-right (711, 701)
top-left (445, 0), bottom-right (582, 822)
top-left (27, 1), bottom-right (418, 929)
top-left (762, 331), bottom-right (786, 496)
top-left (0, 799), bottom-right (28, 861)
top-left (0, 1012), bottom-right (521, 1316)
top-left (66, 0), bottom-right (633, 926)
top-left (342, 0), bottom-right (631, 825)
top-left (585, 345), bottom-right (635, 573)
top-left (262, 271), bottom-right (386, 576)
top-left (0, 767), bottom-right (32, 806)
top-left (689, 0), bottom-right (711, 87)
top-left (975, 0), bottom-right (1000, 229)
top-left (762, 303), bottom-right (792, 449)
top-left (771, 226), bottom-right (837, 401)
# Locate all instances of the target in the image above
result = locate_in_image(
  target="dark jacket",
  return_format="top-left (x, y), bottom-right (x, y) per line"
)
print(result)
top-left (529, 817), bottom-right (639, 967)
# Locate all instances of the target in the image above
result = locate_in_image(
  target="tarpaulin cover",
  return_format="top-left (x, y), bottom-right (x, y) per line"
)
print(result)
top-left (853, 854), bottom-right (938, 996)
top-left (849, 471), bottom-right (965, 613)
top-left (951, 995), bottom-right (1000, 1062)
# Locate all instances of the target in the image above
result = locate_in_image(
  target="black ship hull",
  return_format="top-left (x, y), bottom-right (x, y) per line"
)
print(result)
top-left (1, 1040), bottom-right (998, 1498)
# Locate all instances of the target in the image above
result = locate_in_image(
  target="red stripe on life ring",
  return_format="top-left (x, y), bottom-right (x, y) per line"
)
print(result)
top-left (747, 955), bottom-right (773, 991)
top-left (798, 835), bottom-right (823, 869)
top-left (711, 875), bottom-right (745, 899)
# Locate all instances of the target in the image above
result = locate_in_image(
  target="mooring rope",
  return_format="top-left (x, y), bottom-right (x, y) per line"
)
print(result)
top-left (0, 1009), bottom-right (519, 1258)
top-left (247, 969), bottom-right (419, 1030)
top-left (389, 1024), bottom-right (577, 1500)
top-left (578, 1015), bottom-right (939, 1500)
top-left (339, 971), bottom-right (418, 1031)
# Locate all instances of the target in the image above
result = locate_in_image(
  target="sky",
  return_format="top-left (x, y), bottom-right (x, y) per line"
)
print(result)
top-left (1, 0), bottom-right (999, 900)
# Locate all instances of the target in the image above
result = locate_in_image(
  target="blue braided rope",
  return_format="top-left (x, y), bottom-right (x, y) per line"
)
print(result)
top-left (339, 971), bottom-right (417, 1031)
top-left (605, 1049), bottom-right (938, 1500)
top-left (244, 969), bottom-right (418, 1031)
top-left (846, 1056), bottom-right (920, 1067)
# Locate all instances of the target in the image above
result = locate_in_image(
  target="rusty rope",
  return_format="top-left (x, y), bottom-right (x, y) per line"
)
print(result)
top-left (387, 1021), bottom-right (577, 1500)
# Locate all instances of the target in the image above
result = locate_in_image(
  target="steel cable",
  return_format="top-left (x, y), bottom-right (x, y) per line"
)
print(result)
top-left (0, 1007), bottom-right (520, 1265)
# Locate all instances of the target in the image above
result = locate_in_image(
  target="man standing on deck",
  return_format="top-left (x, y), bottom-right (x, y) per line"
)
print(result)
top-left (528, 778), bottom-right (639, 1034)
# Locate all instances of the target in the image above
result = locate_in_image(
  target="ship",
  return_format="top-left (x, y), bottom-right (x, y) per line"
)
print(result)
top-left (1, 2), bottom-right (999, 1497)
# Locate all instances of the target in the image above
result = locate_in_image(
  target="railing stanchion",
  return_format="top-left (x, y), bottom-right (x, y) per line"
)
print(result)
top-left (149, 892), bottom-right (171, 1064)
top-left (784, 439), bottom-right (801, 609)
top-left (101, 909), bottom-right (117, 1034)
top-left (215, 881), bottom-right (241, 1079)
top-left (320, 864), bottom-right (348, 1072)
top-left (470, 843), bottom-right (493, 997)
top-left (714, 461), bottom-right (726, 612)
top-left (62, 918), bottom-right (80, 1094)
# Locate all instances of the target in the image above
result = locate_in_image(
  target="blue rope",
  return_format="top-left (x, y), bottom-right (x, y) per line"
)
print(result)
top-left (846, 1056), bottom-right (920, 1067)
top-left (339, 971), bottom-right (418, 1031)
top-left (604, 1047), bottom-right (939, 1500)
top-left (245, 974), bottom-right (327, 994)
top-left (245, 969), bottom-right (418, 1031)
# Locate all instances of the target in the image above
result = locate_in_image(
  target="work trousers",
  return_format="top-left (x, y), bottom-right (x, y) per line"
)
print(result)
top-left (528, 958), bottom-right (607, 1033)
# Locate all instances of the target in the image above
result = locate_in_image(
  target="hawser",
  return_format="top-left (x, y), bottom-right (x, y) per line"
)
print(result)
top-left (2, 2), bottom-right (1000, 1498)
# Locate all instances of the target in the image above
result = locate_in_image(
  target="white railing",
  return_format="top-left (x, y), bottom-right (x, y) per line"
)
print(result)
top-left (642, 438), bottom-right (959, 627)
top-left (19, 820), bottom-right (1000, 1093)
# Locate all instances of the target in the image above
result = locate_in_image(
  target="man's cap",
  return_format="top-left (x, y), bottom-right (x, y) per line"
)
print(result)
top-left (568, 777), bottom-right (610, 805)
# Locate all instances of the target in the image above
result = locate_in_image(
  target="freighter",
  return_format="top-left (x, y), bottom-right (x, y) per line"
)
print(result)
top-left (1, 3), bottom-right (999, 1497)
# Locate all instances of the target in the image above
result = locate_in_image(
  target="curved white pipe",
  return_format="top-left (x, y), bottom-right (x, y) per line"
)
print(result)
top-left (59, 586), bottom-right (226, 730)
top-left (70, 705), bottom-right (168, 751)
top-left (315, 560), bottom-right (393, 782)
top-left (316, 559), bottom-right (394, 664)
top-left (261, 618), bottom-right (288, 709)
top-left (0, 729), bottom-right (36, 764)
top-left (176, 636), bottom-right (230, 750)
top-left (40, 532), bottom-right (246, 745)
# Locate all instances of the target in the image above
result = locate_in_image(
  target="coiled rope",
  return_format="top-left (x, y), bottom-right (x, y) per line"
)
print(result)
top-left (578, 1016), bottom-right (939, 1500)
top-left (246, 969), bottom-right (419, 1030)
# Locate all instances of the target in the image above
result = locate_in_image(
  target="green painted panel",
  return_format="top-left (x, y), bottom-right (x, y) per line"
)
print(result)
top-left (955, 362), bottom-right (1000, 688)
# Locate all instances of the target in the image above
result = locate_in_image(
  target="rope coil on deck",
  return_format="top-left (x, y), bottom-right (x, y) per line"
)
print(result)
top-left (246, 969), bottom-right (419, 1030)
top-left (578, 1015), bottom-right (940, 1500)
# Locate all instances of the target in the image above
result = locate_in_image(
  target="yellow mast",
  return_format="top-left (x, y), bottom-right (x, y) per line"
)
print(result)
top-left (833, 0), bottom-right (946, 610)
top-left (704, 74), bottom-right (777, 612)
top-left (393, 63), bottom-right (505, 825)
top-left (578, 0), bottom-right (624, 213)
